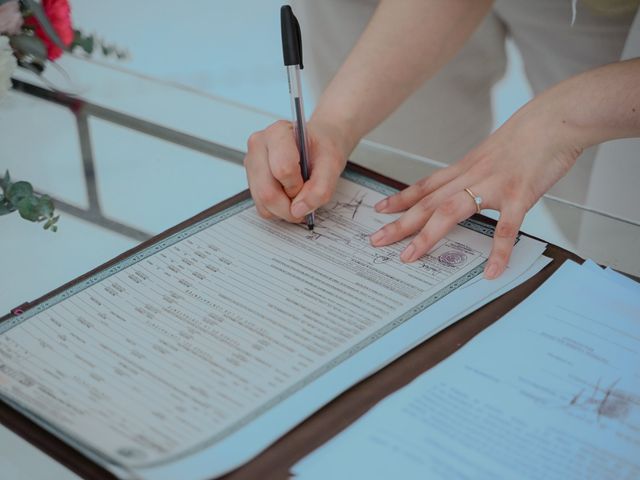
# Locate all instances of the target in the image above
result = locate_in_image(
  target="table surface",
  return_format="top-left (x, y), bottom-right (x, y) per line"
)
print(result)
top-left (1, 58), bottom-right (639, 480)
top-left (0, 240), bottom-right (581, 480)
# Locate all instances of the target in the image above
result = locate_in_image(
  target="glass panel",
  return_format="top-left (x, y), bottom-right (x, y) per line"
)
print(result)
top-left (3, 58), bottom-right (638, 318)
top-left (2, 63), bottom-right (256, 314)
top-left (0, 92), bottom-right (87, 208)
top-left (90, 117), bottom-right (246, 234)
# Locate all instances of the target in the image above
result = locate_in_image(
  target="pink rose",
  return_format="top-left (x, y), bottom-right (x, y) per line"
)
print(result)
top-left (0, 0), bottom-right (23, 35)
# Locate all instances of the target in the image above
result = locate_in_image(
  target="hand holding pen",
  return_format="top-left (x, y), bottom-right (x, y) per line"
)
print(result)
top-left (243, 5), bottom-right (349, 228)
top-left (281, 5), bottom-right (314, 229)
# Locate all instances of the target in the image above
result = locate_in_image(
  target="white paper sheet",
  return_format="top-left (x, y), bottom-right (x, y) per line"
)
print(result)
top-left (292, 260), bottom-right (640, 480)
top-left (0, 175), bottom-right (547, 480)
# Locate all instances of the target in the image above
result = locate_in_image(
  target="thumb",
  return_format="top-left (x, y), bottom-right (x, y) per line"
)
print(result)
top-left (290, 154), bottom-right (343, 218)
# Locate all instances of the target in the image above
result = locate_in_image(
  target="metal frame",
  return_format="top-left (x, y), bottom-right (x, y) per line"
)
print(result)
top-left (10, 79), bottom-right (246, 241)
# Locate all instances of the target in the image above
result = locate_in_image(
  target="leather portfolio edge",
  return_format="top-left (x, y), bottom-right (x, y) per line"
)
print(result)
top-left (0, 161), bottom-right (575, 480)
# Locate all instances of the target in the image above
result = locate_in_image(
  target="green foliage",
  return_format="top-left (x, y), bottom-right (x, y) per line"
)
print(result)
top-left (9, 34), bottom-right (47, 63)
top-left (9, 31), bottom-right (47, 74)
top-left (0, 171), bottom-right (59, 232)
top-left (70, 29), bottom-right (129, 60)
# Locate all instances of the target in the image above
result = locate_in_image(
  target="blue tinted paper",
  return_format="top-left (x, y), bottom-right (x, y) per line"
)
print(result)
top-left (292, 260), bottom-right (640, 479)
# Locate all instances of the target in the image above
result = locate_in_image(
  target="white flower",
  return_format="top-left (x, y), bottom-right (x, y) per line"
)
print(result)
top-left (0, 35), bottom-right (17, 99)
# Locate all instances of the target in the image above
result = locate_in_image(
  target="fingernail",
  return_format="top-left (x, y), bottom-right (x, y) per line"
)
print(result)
top-left (370, 229), bottom-right (385, 245)
top-left (400, 244), bottom-right (416, 263)
top-left (375, 198), bottom-right (389, 212)
top-left (291, 201), bottom-right (310, 218)
top-left (484, 263), bottom-right (499, 279)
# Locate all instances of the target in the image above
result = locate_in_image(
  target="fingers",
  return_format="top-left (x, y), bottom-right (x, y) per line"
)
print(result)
top-left (244, 129), bottom-right (302, 222)
top-left (484, 206), bottom-right (525, 279)
top-left (399, 190), bottom-right (478, 263)
top-left (373, 176), bottom-right (526, 280)
top-left (370, 173), bottom-right (472, 247)
top-left (254, 202), bottom-right (273, 219)
top-left (375, 164), bottom-right (464, 214)
top-left (290, 151), bottom-right (344, 218)
top-left (245, 120), bottom-right (344, 222)
top-left (264, 121), bottom-right (304, 198)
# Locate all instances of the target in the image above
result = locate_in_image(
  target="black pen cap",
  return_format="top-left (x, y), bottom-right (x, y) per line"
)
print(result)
top-left (281, 5), bottom-right (303, 68)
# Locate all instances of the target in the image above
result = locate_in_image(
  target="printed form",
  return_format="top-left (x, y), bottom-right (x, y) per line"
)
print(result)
top-left (0, 174), bottom-right (546, 479)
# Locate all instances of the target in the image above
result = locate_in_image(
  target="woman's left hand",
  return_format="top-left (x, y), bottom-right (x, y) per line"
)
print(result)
top-left (369, 97), bottom-right (582, 279)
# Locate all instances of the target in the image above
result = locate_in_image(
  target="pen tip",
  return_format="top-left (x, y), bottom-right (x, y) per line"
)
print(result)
top-left (308, 224), bottom-right (314, 231)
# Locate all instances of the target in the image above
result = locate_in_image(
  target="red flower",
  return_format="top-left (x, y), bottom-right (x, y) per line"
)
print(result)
top-left (25, 0), bottom-right (73, 60)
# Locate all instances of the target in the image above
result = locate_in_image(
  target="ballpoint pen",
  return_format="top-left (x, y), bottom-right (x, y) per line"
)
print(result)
top-left (281, 5), bottom-right (315, 230)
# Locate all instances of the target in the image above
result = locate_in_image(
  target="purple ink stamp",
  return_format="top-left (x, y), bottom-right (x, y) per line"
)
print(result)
top-left (438, 251), bottom-right (467, 267)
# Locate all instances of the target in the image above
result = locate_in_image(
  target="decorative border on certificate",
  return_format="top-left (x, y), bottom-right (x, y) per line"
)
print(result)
top-left (0, 199), bottom-right (253, 335)
top-left (0, 169), bottom-right (495, 470)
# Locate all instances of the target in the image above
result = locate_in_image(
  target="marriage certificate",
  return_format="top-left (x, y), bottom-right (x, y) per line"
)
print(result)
top-left (0, 170), bottom-right (529, 479)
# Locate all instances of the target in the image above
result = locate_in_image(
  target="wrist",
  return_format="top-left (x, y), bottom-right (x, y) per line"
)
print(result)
top-left (309, 108), bottom-right (362, 159)
top-left (511, 92), bottom-right (584, 164)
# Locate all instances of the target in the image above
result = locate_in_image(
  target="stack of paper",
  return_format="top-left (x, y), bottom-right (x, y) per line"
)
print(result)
top-left (0, 174), bottom-right (550, 480)
top-left (292, 260), bottom-right (640, 479)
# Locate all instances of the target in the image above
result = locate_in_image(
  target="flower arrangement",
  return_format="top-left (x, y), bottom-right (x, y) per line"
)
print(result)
top-left (0, 0), bottom-right (128, 231)
top-left (2, 0), bottom-right (127, 73)
top-left (0, 33), bottom-right (16, 95)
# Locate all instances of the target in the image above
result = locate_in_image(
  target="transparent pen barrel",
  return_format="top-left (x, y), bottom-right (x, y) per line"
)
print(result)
top-left (286, 65), bottom-right (311, 180)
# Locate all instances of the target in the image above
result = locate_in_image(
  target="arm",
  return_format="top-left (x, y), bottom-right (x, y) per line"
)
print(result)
top-left (548, 58), bottom-right (640, 149)
top-left (371, 58), bottom-right (640, 279)
top-left (244, 0), bottom-right (493, 221)
top-left (312, 0), bottom-right (495, 154)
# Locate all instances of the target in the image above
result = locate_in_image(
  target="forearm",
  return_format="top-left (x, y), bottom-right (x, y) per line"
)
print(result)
top-left (311, 0), bottom-right (494, 154)
top-left (527, 58), bottom-right (640, 154)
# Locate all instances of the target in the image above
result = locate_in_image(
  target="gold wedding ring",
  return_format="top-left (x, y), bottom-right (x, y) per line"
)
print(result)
top-left (464, 188), bottom-right (483, 214)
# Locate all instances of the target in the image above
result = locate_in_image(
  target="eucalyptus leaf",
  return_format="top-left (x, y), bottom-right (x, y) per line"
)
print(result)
top-left (1, 171), bottom-right (59, 231)
top-left (0, 202), bottom-right (16, 215)
top-left (69, 29), bottom-right (128, 60)
top-left (10, 34), bottom-right (48, 63)
top-left (71, 29), bottom-right (94, 55)
top-left (7, 181), bottom-right (34, 205)
top-left (0, 171), bottom-right (10, 191)
top-left (17, 196), bottom-right (41, 222)
top-left (37, 195), bottom-right (54, 217)
top-left (43, 214), bottom-right (59, 230)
